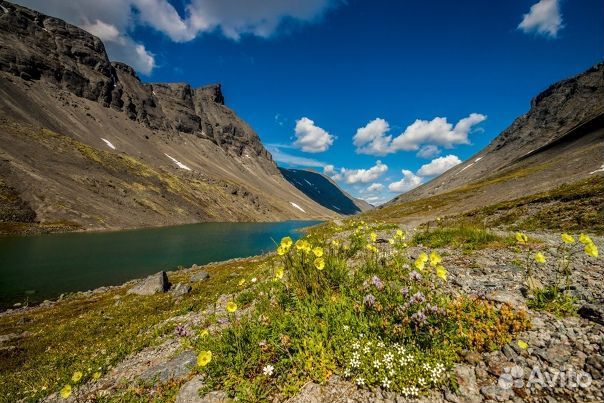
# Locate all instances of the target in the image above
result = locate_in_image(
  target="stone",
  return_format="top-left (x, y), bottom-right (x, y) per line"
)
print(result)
top-left (463, 351), bottom-right (482, 365)
top-left (175, 375), bottom-right (205, 403)
top-left (451, 365), bottom-right (482, 402)
top-left (170, 282), bottom-right (192, 297)
top-left (199, 391), bottom-right (231, 403)
top-left (578, 304), bottom-right (604, 326)
top-left (140, 349), bottom-right (196, 382)
top-left (536, 344), bottom-right (572, 366)
top-left (191, 271), bottom-right (210, 282)
top-left (127, 271), bottom-right (170, 296)
top-left (485, 291), bottom-right (527, 311)
top-left (480, 385), bottom-right (513, 402)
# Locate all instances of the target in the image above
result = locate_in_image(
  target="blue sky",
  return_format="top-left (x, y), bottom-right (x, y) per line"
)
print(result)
top-left (18, 0), bottom-right (604, 204)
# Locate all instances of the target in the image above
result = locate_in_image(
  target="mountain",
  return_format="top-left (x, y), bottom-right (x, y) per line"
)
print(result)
top-left (0, 1), bottom-right (337, 234)
top-left (366, 63), bottom-right (603, 227)
top-left (279, 168), bottom-right (373, 215)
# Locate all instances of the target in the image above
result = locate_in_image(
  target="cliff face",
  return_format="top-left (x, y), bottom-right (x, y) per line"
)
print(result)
top-left (388, 63), bottom-right (604, 207)
top-left (0, 1), bottom-right (337, 233)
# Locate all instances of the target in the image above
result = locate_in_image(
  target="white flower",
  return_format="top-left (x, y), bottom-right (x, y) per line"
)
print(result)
top-left (383, 352), bottom-right (394, 363)
top-left (344, 368), bottom-right (351, 377)
top-left (350, 358), bottom-right (360, 368)
top-left (343, 325), bottom-right (350, 331)
top-left (356, 377), bottom-right (365, 386)
top-left (251, 277), bottom-right (257, 283)
top-left (352, 341), bottom-right (360, 350)
top-left (382, 377), bottom-right (391, 389)
top-left (262, 364), bottom-right (274, 376)
top-left (373, 359), bottom-right (381, 369)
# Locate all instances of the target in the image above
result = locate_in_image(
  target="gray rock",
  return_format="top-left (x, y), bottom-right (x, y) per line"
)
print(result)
top-left (140, 349), bottom-right (196, 382)
top-left (480, 385), bottom-right (513, 402)
top-left (170, 282), bottom-right (192, 297)
top-left (451, 365), bottom-right (482, 402)
top-left (175, 375), bottom-right (205, 403)
top-left (578, 304), bottom-right (604, 326)
top-left (199, 391), bottom-right (232, 403)
top-left (127, 271), bottom-right (170, 296)
top-left (485, 291), bottom-right (527, 311)
top-left (191, 271), bottom-right (210, 282)
top-left (536, 344), bottom-right (572, 366)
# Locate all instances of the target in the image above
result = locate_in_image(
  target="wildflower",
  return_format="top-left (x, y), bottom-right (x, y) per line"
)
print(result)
top-left (396, 229), bottom-right (404, 238)
top-left (331, 239), bottom-right (340, 247)
top-left (370, 275), bottom-right (384, 290)
top-left (429, 251), bottom-right (442, 267)
top-left (277, 245), bottom-right (287, 256)
top-left (436, 265), bottom-right (448, 281)
top-left (60, 385), bottom-right (72, 399)
top-left (411, 310), bottom-right (427, 324)
top-left (296, 239), bottom-right (310, 252)
top-left (373, 359), bottom-right (381, 369)
top-left (382, 377), bottom-right (391, 389)
top-left (226, 301), bottom-right (238, 313)
top-left (355, 377), bottom-right (365, 386)
top-left (517, 340), bottom-right (528, 349)
top-left (197, 350), bottom-right (212, 367)
top-left (370, 232), bottom-right (377, 242)
top-left (409, 270), bottom-right (422, 281)
top-left (251, 277), bottom-right (257, 283)
top-left (366, 244), bottom-right (378, 253)
top-left (263, 364), bottom-right (274, 376)
top-left (280, 236), bottom-right (293, 249)
top-left (585, 242), bottom-right (598, 258)
top-left (561, 233), bottom-right (575, 244)
top-left (312, 246), bottom-right (324, 257)
top-left (418, 252), bottom-right (429, 263)
top-left (237, 278), bottom-right (246, 286)
top-left (388, 238), bottom-right (395, 245)
top-left (71, 371), bottom-right (83, 383)
top-left (515, 232), bottom-right (528, 244)
top-left (92, 371), bottom-right (101, 381)
top-left (414, 257), bottom-right (426, 271)
top-left (275, 266), bottom-right (285, 279)
top-left (200, 329), bottom-right (209, 338)
top-left (400, 287), bottom-right (409, 296)
top-left (534, 252), bottom-right (546, 264)
top-left (174, 324), bottom-right (191, 337)
top-left (314, 257), bottom-right (325, 270)
top-left (409, 291), bottom-right (425, 305)
top-left (579, 233), bottom-right (593, 245)
top-left (363, 294), bottom-right (376, 307)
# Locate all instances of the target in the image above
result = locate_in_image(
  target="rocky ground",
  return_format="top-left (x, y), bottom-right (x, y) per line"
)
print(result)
top-left (8, 228), bottom-right (594, 403)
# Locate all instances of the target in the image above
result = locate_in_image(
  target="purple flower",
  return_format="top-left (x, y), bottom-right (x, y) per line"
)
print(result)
top-left (174, 325), bottom-right (191, 337)
top-left (409, 270), bottom-right (422, 281)
top-left (371, 275), bottom-right (384, 290)
top-left (411, 310), bottom-right (427, 324)
top-left (400, 287), bottom-right (409, 297)
top-left (409, 291), bottom-right (425, 305)
top-left (363, 294), bottom-right (376, 307)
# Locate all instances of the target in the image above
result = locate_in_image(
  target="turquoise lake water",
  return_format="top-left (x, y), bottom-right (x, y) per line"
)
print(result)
top-left (0, 221), bottom-right (319, 309)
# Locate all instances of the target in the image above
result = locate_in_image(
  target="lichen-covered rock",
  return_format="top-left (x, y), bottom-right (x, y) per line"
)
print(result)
top-left (127, 271), bottom-right (170, 296)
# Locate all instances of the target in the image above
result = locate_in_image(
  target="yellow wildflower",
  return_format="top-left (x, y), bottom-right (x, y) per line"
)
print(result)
top-left (585, 242), bottom-right (598, 258)
top-left (226, 301), bottom-right (238, 313)
top-left (312, 247), bottom-right (324, 257)
top-left (60, 385), bottom-right (72, 399)
top-left (92, 372), bottom-right (101, 381)
top-left (517, 340), bottom-right (528, 349)
top-left (71, 371), bottom-right (83, 383)
top-left (388, 238), bottom-right (395, 245)
top-left (436, 265), bottom-right (447, 281)
top-left (277, 245), bottom-right (287, 256)
top-left (197, 350), bottom-right (212, 367)
top-left (396, 229), bottom-right (404, 238)
top-left (579, 233), bottom-right (592, 245)
top-left (200, 329), bottom-right (209, 338)
top-left (314, 257), bottom-right (325, 270)
top-left (370, 232), bottom-right (377, 242)
top-left (418, 252), bottom-right (428, 263)
top-left (238, 278), bottom-right (246, 286)
top-left (515, 232), bottom-right (528, 244)
top-left (280, 236), bottom-right (293, 248)
top-left (414, 257), bottom-right (425, 271)
top-left (331, 239), bottom-right (340, 247)
top-left (275, 266), bottom-right (284, 279)
top-left (561, 233), bottom-right (575, 244)
top-left (534, 252), bottom-right (546, 264)
top-left (429, 251), bottom-right (442, 267)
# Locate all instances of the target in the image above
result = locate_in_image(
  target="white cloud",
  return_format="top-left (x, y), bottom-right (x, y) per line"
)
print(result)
top-left (518, 0), bottom-right (563, 38)
top-left (388, 170), bottom-right (423, 193)
top-left (326, 161), bottom-right (388, 184)
top-left (416, 155), bottom-right (462, 177)
top-left (353, 118), bottom-right (391, 156)
top-left (353, 113), bottom-right (486, 156)
top-left (293, 117), bottom-right (334, 153)
top-left (416, 145), bottom-right (441, 159)
top-left (366, 183), bottom-right (383, 192)
top-left (267, 145), bottom-right (326, 168)
top-left (15, 0), bottom-right (337, 74)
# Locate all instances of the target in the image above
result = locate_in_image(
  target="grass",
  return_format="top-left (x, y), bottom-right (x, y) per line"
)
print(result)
top-left (412, 223), bottom-right (514, 251)
top-left (0, 257), bottom-right (267, 402)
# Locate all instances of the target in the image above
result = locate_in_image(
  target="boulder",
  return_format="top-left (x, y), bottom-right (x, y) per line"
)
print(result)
top-left (578, 303), bottom-right (604, 325)
top-left (485, 290), bottom-right (527, 311)
top-left (170, 282), bottom-right (192, 297)
top-left (140, 349), bottom-right (196, 382)
top-left (127, 271), bottom-right (170, 296)
top-left (191, 271), bottom-right (210, 282)
top-left (175, 375), bottom-right (205, 403)
top-left (452, 365), bottom-right (482, 402)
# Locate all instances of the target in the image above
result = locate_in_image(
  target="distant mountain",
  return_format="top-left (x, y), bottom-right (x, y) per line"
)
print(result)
top-left (279, 168), bottom-right (373, 215)
top-left (0, 1), bottom-right (337, 233)
top-left (367, 63), bottom-right (603, 225)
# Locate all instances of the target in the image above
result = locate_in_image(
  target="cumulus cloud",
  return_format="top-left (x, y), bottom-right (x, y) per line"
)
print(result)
top-left (15, 0), bottom-right (338, 74)
top-left (293, 117), bottom-right (335, 153)
top-left (518, 0), bottom-right (563, 38)
top-left (353, 113), bottom-right (486, 156)
top-left (416, 145), bottom-right (441, 159)
top-left (388, 170), bottom-right (423, 193)
top-left (416, 155), bottom-right (462, 177)
top-left (267, 145), bottom-right (326, 168)
top-left (366, 183), bottom-right (383, 192)
top-left (325, 161), bottom-right (388, 184)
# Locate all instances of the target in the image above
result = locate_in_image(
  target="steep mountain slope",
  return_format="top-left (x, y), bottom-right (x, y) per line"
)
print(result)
top-left (279, 168), bottom-right (373, 215)
top-left (365, 63), bottom-right (603, 225)
top-left (0, 1), bottom-right (337, 233)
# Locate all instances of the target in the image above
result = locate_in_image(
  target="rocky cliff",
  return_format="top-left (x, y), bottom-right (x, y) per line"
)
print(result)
top-left (0, 1), bottom-right (337, 233)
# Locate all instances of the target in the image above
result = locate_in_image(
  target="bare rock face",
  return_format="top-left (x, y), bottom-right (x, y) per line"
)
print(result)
top-left (127, 271), bottom-right (170, 296)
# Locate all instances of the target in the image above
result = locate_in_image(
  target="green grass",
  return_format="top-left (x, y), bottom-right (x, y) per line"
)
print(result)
top-left (412, 223), bottom-right (513, 251)
top-left (527, 286), bottom-right (577, 317)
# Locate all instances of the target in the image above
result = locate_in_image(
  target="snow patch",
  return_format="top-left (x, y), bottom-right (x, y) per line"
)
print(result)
top-left (304, 179), bottom-right (313, 186)
top-left (474, 157), bottom-right (483, 162)
top-left (152, 90), bottom-right (156, 96)
top-left (0, 4), bottom-right (8, 13)
top-left (165, 154), bottom-right (191, 171)
top-left (290, 202), bottom-right (306, 213)
top-left (455, 162), bottom-right (474, 175)
top-left (101, 138), bottom-right (116, 150)
top-left (331, 205), bottom-right (341, 211)
top-left (590, 164), bottom-right (604, 175)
